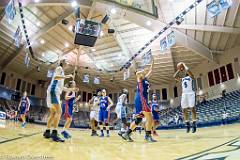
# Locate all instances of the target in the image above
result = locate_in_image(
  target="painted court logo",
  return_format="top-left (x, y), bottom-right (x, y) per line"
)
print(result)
top-left (177, 137), bottom-right (240, 160)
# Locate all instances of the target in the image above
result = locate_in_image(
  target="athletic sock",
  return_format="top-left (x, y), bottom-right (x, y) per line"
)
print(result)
top-left (127, 129), bottom-right (132, 135)
top-left (192, 121), bottom-right (196, 125)
top-left (146, 131), bottom-right (151, 136)
top-left (106, 130), bottom-right (109, 134)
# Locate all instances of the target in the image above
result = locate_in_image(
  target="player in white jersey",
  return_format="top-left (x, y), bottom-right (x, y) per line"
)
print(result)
top-left (43, 60), bottom-right (76, 142)
top-left (115, 89), bottom-right (128, 137)
top-left (174, 62), bottom-right (197, 133)
top-left (89, 90), bottom-right (101, 136)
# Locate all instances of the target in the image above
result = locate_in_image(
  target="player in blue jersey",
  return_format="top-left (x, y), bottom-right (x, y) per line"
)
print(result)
top-left (151, 93), bottom-right (160, 136)
top-left (43, 60), bottom-right (77, 142)
top-left (18, 91), bottom-right (30, 127)
top-left (61, 81), bottom-right (80, 139)
top-left (98, 89), bottom-right (113, 137)
top-left (122, 58), bottom-right (156, 142)
top-left (174, 62), bottom-right (197, 133)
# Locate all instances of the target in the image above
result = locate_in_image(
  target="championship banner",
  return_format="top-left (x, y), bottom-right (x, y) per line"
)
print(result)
top-left (47, 70), bottom-right (54, 78)
top-left (123, 68), bottom-right (130, 80)
top-left (160, 37), bottom-right (168, 52)
top-left (167, 31), bottom-right (175, 48)
top-left (24, 52), bottom-right (30, 68)
top-left (5, 0), bottom-right (16, 24)
top-left (207, 0), bottom-right (221, 18)
top-left (219, 0), bottom-right (232, 10)
top-left (13, 26), bottom-right (22, 48)
top-left (141, 49), bottom-right (152, 66)
top-left (83, 74), bottom-right (89, 83)
top-left (94, 76), bottom-right (100, 84)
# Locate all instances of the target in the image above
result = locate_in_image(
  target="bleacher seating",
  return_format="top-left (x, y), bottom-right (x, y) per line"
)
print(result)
top-left (158, 90), bottom-right (240, 129)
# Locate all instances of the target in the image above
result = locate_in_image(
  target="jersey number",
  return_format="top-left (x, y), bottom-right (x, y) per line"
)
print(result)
top-left (184, 82), bottom-right (188, 88)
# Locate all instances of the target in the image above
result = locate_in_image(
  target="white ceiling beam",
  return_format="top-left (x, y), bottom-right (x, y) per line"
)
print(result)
top-left (0, 0), bottom-right (92, 8)
top-left (87, 1), bottom-right (96, 20)
top-left (30, 10), bottom-right (74, 42)
top-left (173, 24), bottom-right (240, 34)
top-left (173, 29), bottom-right (215, 62)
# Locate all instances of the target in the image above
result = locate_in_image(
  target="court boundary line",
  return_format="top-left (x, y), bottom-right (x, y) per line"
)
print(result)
top-left (0, 131), bottom-right (42, 144)
top-left (176, 136), bottom-right (240, 160)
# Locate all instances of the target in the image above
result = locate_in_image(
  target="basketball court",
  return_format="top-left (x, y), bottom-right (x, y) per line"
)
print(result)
top-left (1, 121), bottom-right (240, 160)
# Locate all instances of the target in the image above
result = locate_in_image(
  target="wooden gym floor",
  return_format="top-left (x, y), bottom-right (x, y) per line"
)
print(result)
top-left (0, 120), bottom-right (240, 160)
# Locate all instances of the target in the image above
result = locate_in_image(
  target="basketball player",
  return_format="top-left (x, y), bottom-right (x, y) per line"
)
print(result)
top-left (43, 60), bottom-right (75, 142)
top-left (61, 81), bottom-right (80, 139)
top-left (151, 93), bottom-right (160, 136)
top-left (122, 58), bottom-right (156, 142)
top-left (18, 91), bottom-right (30, 127)
top-left (115, 89), bottom-right (128, 137)
top-left (89, 90), bottom-right (101, 136)
top-left (174, 62), bottom-right (197, 133)
top-left (99, 89), bottom-right (113, 137)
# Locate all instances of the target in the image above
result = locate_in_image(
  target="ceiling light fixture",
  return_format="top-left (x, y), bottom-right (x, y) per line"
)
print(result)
top-left (91, 48), bottom-right (96, 52)
top-left (40, 39), bottom-right (45, 44)
top-left (68, 25), bottom-right (73, 31)
top-left (36, 22), bottom-right (40, 26)
top-left (146, 20), bottom-right (152, 26)
top-left (110, 8), bottom-right (117, 14)
top-left (34, 0), bottom-right (40, 3)
top-left (71, 1), bottom-right (78, 7)
top-left (65, 43), bottom-right (69, 48)
top-left (100, 31), bottom-right (104, 37)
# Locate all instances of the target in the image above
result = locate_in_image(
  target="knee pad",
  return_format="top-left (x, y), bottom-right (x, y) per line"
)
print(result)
top-left (105, 123), bottom-right (108, 126)
top-left (99, 122), bottom-right (103, 125)
top-left (135, 118), bottom-right (142, 125)
top-left (95, 121), bottom-right (98, 127)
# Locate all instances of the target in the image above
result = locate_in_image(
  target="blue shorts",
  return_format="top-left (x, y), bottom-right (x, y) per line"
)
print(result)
top-left (134, 92), bottom-right (142, 114)
top-left (20, 106), bottom-right (27, 115)
top-left (152, 112), bottom-right (160, 121)
top-left (62, 100), bottom-right (73, 119)
top-left (134, 92), bottom-right (151, 115)
top-left (50, 91), bottom-right (59, 104)
top-left (98, 109), bottom-right (109, 123)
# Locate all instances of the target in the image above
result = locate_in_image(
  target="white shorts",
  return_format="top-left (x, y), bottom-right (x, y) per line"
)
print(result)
top-left (181, 93), bottom-right (196, 109)
top-left (90, 110), bottom-right (99, 121)
top-left (46, 91), bottom-right (60, 108)
top-left (115, 104), bottom-right (126, 119)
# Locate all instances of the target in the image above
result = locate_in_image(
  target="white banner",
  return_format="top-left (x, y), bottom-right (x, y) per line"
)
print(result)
top-left (5, 0), bottom-right (16, 24)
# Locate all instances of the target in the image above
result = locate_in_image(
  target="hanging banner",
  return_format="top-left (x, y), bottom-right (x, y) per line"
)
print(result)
top-left (5, 0), bottom-right (16, 24)
top-left (13, 26), bottom-right (22, 48)
top-left (93, 76), bottom-right (100, 84)
top-left (24, 52), bottom-right (30, 68)
top-left (141, 49), bottom-right (152, 66)
top-left (219, 0), bottom-right (232, 10)
top-left (160, 37), bottom-right (168, 52)
top-left (167, 31), bottom-right (175, 48)
top-left (207, 0), bottom-right (221, 18)
top-left (123, 68), bottom-right (130, 80)
top-left (47, 70), bottom-right (54, 78)
top-left (83, 74), bottom-right (89, 83)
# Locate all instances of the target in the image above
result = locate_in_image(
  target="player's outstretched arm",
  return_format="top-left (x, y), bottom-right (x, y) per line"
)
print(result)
top-left (145, 58), bottom-right (154, 79)
top-left (187, 70), bottom-right (194, 79)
